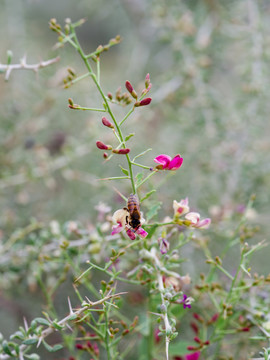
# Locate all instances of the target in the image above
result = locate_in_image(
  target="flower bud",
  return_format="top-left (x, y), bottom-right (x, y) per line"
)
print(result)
top-left (102, 117), bottom-right (114, 128)
top-left (103, 152), bottom-right (108, 159)
top-left (112, 148), bottom-right (130, 155)
top-left (145, 73), bottom-right (151, 88)
top-left (96, 141), bottom-right (112, 150)
top-left (107, 92), bottom-right (113, 100)
top-left (135, 98), bottom-right (152, 107)
top-left (125, 80), bottom-right (137, 99)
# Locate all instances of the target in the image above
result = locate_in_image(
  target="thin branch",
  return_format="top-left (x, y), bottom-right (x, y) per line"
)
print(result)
top-left (0, 55), bottom-right (60, 80)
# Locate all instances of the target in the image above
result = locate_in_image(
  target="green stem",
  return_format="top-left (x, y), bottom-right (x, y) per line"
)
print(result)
top-left (70, 25), bottom-right (136, 194)
top-left (131, 161), bottom-right (151, 170)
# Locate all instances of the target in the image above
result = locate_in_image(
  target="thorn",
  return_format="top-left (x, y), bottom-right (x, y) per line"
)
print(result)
top-left (68, 296), bottom-right (74, 314)
top-left (85, 296), bottom-right (93, 305)
top-left (37, 336), bottom-right (43, 348)
top-left (23, 317), bottom-right (29, 331)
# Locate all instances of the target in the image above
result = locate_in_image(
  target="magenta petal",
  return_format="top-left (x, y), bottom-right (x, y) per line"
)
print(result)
top-left (126, 228), bottom-right (136, 240)
top-left (196, 218), bottom-right (211, 229)
top-left (111, 223), bottom-right (123, 235)
top-left (186, 351), bottom-right (201, 360)
top-left (136, 227), bottom-right (148, 238)
top-left (168, 154), bottom-right (183, 170)
top-left (153, 154), bottom-right (172, 169)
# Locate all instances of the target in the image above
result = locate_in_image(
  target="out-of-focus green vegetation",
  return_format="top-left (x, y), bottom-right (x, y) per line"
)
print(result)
top-left (1, 0), bottom-right (270, 358)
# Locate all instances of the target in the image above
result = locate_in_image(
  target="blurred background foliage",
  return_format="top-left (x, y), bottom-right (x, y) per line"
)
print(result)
top-left (0, 0), bottom-right (270, 358)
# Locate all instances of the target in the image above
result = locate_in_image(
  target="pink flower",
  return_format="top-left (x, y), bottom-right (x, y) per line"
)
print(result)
top-left (186, 352), bottom-right (201, 360)
top-left (111, 209), bottom-right (148, 240)
top-left (174, 352), bottom-right (200, 360)
top-left (154, 154), bottom-right (183, 171)
top-left (185, 212), bottom-right (211, 229)
top-left (173, 198), bottom-right (190, 217)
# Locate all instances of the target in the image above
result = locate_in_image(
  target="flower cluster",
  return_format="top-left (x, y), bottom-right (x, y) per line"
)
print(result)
top-left (173, 198), bottom-right (211, 229)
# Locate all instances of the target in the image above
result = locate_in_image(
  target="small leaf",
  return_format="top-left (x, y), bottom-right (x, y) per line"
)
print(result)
top-left (125, 133), bottom-right (135, 141)
top-left (10, 331), bottom-right (24, 340)
top-left (146, 202), bottom-right (161, 221)
top-left (119, 166), bottom-right (129, 176)
top-left (135, 172), bottom-right (144, 185)
top-left (140, 190), bottom-right (156, 203)
top-left (145, 224), bottom-right (158, 239)
top-left (23, 338), bottom-right (38, 345)
top-left (68, 313), bottom-right (77, 320)
top-left (52, 321), bottom-right (64, 330)
top-left (35, 318), bottom-right (50, 326)
top-left (25, 354), bottom-right (40, 360)
top-left (43, 341), bottom-right (63, 352)
top-left (2, 341), bottom-right (13, 356)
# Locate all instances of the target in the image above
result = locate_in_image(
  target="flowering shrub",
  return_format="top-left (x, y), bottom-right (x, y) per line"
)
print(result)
top-left (0, 15), bottom-right (270, 360)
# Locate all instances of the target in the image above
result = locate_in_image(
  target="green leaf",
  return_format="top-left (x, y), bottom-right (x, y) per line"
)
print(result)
top-left (52, 321), bottom-right (64, 330)
top-left (10, 331), bottom-right (24, 340)
top-left (119, 165), bottom-right (129, 176)
top-left (145, 224), bottom-right (158, 238)
top-left (2, 341), bottom-right (13, 356)
top-left (125, 133), bottom-right (135, 141)
top-left (146, 202), bottom-right (161, 221)
top-left (23, 338), bottom-right (38, 345)
top-left (35, 318), bottom-right (50, 326)
top-left (43, 341), bottom-right (63, 352)
top-left (135, 172), bottom-right (144, 185)
top-left (25, 354), bottom-right (40, 360)
top-left (140, 190), bottom-right (156, 202)
top-left (68, 313), bottom-right (78, 320)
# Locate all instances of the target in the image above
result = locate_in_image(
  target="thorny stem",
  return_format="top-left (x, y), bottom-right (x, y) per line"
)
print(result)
top-left (0, 292), bottom-right (127, 360)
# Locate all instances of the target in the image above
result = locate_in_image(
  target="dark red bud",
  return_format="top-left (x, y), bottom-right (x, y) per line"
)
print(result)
top-left (194, 337), bottom-right (201, 344)
top-left (103, 152), bottom-right (108, 159)
top-left (112, 148), bottom-right (130, 154)
top-left (193, 313), bottom-right (204, 323)
top-left (210, 313), bottom-right (219, 323)
top-left (238, 327), bottom-right (250, 332)
top-left (102, 117), bottom-right (114, 128)
top-left (187, 346), bottom-right (198, 351)
top-left (125, 81), bottom-right (134, 93)
top-left (122, 329), bottom-right (130, 336)
top-left (107, 92), bottom-right (113, 100)
top-left (190, 322), bottom-right (199, 335)
top-left (125, 80), bottom-right (137, 99)
top-left (135, 97), bottom-right (152, 107)
top-left (204, 340), bottom-right (210, 345)
top-left (96, 141), bottom-right (112, 150)
top-left (75, 344), bottom-right (84, 350)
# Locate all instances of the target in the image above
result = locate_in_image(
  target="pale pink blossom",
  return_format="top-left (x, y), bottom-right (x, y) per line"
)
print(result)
top-left (154, 154), bottom-right (183, 170)
top-left (173, 198), bottom-right (190, 217)
top-left (185, 212), bottom-right (211, 229)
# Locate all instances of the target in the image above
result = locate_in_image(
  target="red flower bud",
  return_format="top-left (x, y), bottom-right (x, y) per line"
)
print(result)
top-left (102, 117), bottom-right (114, 128)
top-left (125, 80), bottom-right (137, 99)
top-left (193, 313), bottom-right (204, 323)
top-left (190, 322), bottom-right (199, 335)
top-left (96, 141), bottom-right (112, 150)
top-left (194, 337), bottom-right (201, 344)
top-left (103, 152), bottom-right (108, 159)
top-left (75, 344), bottom-right (84, 350)
top-left (107, 92), bottom-right (113, 100)
top-left (112, 148), bottom-right (130, 155)
top-left (135, 97), bottom-right (152, 107)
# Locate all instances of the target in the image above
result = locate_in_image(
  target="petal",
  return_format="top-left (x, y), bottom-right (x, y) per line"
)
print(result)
top-left (186, 351), bottom-right (201, 360)
top-left (126, 228), bottom-right (136, 240)
top-left (173, 198), bottom-right (190, 217)
top-left (196, 218), bottom-right (211, 229)
top-left (112, 209), bottom-right (129, 227)
top-left (111, 222), bottom-right (123, 235)
top-left (185, 212), bottom-right (200, 225)
top-left (168, 154), bottom-right (183, 170)
top-left (153, 154), bottom-right (172, 169)
top-left (136, 227), bottom-right (148, 238)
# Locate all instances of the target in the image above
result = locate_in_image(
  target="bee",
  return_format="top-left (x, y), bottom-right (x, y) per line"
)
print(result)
top-left (124, 194), bottom-right (141, 231)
